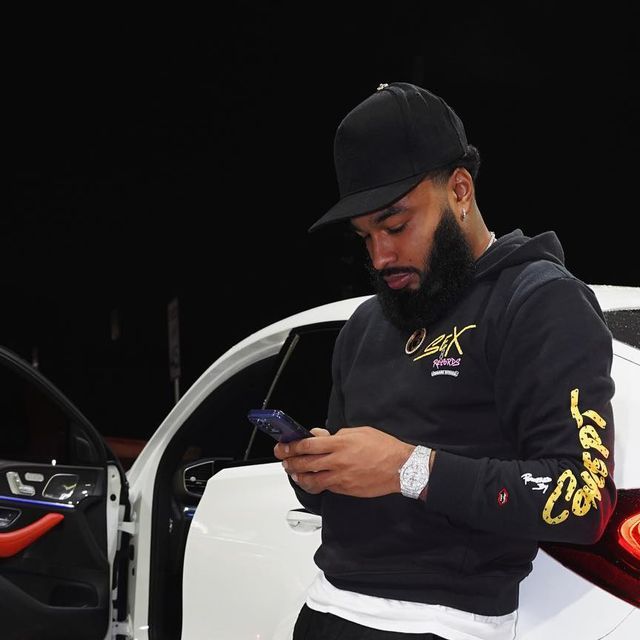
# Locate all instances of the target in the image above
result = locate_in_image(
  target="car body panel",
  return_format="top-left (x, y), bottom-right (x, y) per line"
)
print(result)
top-left (605, 607), bottom-right (640, 638)
top-left (586, 284), bottom-right (640, 311)
top-left (517, 551), bottom-right (637, 639)
top-left (607, 344), bottom-right (640, 489)
top-left (182, 463), bottom-right (319, 640)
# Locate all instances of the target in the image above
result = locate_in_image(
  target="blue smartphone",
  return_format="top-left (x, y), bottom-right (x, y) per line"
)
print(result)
top-left (247, 409), bottom-right (313, 443)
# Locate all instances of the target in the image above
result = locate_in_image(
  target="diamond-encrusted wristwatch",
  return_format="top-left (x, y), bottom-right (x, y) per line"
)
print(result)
top-left (399, 445), bottom-right (432, 499)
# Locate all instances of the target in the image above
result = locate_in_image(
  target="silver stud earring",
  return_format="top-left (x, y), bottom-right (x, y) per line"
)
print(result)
top-left (461, 208), bottom-right (467, 221)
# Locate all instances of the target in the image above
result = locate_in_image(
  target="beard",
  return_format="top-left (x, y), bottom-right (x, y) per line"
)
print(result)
top-left (366, 205), bottom-right (477, 332)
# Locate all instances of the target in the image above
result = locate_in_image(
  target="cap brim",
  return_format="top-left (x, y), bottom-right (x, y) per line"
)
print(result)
top-left (308, 172), bottom-right (427, 233)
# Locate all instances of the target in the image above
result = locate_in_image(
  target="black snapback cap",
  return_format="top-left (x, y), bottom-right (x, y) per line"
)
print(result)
top-left (309, 82), bottom-right (469, 232)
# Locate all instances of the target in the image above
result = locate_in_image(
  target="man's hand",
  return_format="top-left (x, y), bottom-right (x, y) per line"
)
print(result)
top-left (274, 426), bottom-right (415, 498)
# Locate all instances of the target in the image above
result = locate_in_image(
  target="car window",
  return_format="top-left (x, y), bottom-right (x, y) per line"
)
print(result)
top-left (266, 325), bottom-right (341, 427)
top-left (158, 322), bottom-right (342, 467)
top-left (167, 354), bottom-right (279, 464)
top-left (0, 358), bottom-right (72, 464)
top-left (604, 309), bottom-right (640, 349)
top-left (247, 324), bottom-right (342, 459)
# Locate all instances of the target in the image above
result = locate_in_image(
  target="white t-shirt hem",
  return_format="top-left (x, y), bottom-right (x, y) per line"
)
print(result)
top-left (306, 572), bottom-right (516, 640)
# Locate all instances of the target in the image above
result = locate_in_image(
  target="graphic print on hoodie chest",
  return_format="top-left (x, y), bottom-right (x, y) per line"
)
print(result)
top-left (404, 324), bottom-right (477, 378)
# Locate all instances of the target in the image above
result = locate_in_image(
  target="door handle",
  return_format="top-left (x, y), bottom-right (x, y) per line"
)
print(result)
top-left (43, 474), bottom-right (79, 501)
top-left (286, 510), bottom-right (322, 533)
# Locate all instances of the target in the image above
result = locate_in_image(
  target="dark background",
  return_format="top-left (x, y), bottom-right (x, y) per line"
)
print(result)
top-left (5, 6), bottom-right (637, 442)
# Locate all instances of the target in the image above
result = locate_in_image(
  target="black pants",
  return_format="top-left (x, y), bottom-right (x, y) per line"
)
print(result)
top-left (293, 604), bottom-right (449, 639)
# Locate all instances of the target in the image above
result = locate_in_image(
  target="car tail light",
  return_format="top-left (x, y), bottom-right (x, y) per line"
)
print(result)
top-left (540, 489), bottom-right (640, 607)
top-left (619, 511), bottom-right (640, 560)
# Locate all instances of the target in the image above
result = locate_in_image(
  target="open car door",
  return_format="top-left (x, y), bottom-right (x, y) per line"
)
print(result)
top-left (181, 323), bottom-right (341, 639)
top-left (0, 346), bottom-right (128, 640)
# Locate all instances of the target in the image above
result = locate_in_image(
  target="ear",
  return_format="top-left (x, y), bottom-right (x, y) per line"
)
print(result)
top-left (449, 168), bottom-right (473, 207)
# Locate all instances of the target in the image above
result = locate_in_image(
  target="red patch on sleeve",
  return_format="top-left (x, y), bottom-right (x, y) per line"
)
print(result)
top-left (497, 487), bottom-right (509, 507)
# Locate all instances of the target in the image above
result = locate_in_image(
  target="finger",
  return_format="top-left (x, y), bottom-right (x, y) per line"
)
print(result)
top-left (273, 442), bottom-right (289, 460)
top-left (288, 434), bottom-right (338, 456)
top-left (293, 470), bottom-right (334, 494)
top-left (274, 441), bottom-right (304, 460)
top-left (310, 427), bottom-right (330, 437)
top-left (284, 452), bottom-right (334, 475)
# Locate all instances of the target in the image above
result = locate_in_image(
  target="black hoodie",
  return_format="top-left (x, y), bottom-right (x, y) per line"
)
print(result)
top-left (290, 229), bottom-right (617, 616)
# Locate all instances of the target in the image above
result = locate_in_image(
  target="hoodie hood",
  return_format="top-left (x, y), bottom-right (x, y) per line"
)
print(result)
top-left (475, 229), bottom-right (565, 280)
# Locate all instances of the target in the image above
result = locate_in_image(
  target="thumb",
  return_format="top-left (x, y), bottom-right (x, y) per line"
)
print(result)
top-left (310, 427), bottom-right (331, 437)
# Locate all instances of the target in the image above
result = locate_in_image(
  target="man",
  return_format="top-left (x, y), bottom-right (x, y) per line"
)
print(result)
top-left (275, 82), bottom-right (616, 639)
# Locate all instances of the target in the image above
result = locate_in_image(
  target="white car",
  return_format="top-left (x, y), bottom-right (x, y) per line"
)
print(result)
top-left (0, 285), bottom-right (638, 640)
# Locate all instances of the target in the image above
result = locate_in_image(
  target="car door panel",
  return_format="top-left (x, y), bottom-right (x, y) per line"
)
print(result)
top-left (0, 346), bottom-right (117, 640)
top-left (0, 462), bottom-right (110, 640)
top-left (182, 462), bottom-right (320, 639)
top-left (179, 325), bottom-right (339, 638)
